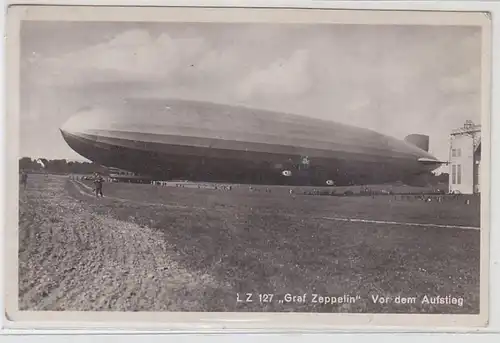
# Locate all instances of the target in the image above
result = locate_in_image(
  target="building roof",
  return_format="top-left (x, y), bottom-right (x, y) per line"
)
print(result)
top-left (451, 121), bottom-right (481, 136)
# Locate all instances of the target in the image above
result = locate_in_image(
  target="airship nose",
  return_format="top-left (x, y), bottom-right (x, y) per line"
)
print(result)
top-left (60, 109), bottom-right (101, 136)
top-left (60, 108), bottom-right (116, 162)
top-left (59, 108), bottom-right (111, 153)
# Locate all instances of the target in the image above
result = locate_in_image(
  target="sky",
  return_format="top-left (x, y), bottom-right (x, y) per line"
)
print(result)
top-left (20, 21), bottom-right (483, 165)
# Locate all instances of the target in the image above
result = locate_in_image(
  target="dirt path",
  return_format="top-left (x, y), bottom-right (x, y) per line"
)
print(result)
top-left (18, 175), bottom-right (224, 311)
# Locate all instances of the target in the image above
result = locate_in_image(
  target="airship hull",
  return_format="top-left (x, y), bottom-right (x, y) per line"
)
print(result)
top-left (60, 99), bottom-right (442, 186)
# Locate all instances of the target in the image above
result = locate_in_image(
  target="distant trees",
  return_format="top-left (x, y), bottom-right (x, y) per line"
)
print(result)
top-left (19, 157), bottom-right (108, 175)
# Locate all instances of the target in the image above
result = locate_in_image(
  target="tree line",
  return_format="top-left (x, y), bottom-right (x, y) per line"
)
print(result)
top-left (19, 157), bottom-right (109, 175)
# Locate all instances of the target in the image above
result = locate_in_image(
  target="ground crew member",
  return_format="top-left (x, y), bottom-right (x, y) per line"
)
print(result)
top-left (93, 172), bottom-right (104, 197)
top-left (20, 170), bottom-right (28, 190)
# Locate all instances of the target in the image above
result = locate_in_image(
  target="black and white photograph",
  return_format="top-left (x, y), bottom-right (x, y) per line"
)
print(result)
top-left (5, 6), bottom-right (491, 328)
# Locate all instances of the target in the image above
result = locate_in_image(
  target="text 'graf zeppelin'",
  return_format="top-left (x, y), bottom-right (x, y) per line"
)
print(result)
top-left (236, 293), bottom-right (361, 305)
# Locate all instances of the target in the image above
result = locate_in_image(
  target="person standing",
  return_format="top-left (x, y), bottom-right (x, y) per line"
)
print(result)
top-left (93, 172), bottom-right (104, 197)
top-left (20, 170), bottom-right (28, 190)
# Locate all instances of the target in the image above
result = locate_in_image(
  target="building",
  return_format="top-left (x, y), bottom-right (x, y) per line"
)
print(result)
top-left (449, 120), bottom-right (481, 194)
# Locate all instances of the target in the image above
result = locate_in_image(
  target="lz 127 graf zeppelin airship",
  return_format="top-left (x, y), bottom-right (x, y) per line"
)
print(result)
top-left (60, 98), bottom-right (444, 186)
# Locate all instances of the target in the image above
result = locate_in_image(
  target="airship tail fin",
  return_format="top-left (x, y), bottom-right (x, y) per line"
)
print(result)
top-left (404, 134), bottom-right (429, 152)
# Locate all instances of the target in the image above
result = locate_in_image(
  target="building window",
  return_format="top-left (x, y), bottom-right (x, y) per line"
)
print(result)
top-left (451, 148), bottom-right (462, 158)
top-left (451, 164), bottom-right (456, 184)
top-left (457, 164), bottom-right (462, 185)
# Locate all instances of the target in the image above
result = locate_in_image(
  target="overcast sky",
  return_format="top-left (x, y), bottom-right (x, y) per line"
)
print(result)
top-left (20, 21), bottom-right (482, 164)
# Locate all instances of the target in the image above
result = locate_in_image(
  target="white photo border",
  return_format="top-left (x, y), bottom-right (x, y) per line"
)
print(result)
top-left (1, 0), bottom-right (499, 336)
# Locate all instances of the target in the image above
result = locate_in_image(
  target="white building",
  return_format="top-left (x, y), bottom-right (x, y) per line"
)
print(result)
top-left (449, 120), bottom-right (481, 194)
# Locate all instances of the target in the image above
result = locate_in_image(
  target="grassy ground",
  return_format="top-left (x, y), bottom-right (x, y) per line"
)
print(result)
top-left (18, 174), bottom-right (480, 313)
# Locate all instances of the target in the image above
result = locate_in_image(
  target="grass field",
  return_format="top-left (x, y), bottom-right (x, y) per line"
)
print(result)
top-left (18, 174), bottom-right (481, 314)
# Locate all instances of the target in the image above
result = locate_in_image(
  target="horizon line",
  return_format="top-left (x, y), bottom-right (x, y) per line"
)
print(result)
top-left (19, 156), bottom-right (91, 162)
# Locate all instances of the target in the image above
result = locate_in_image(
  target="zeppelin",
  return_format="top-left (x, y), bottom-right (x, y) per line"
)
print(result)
top-left (60, 98), bottom-right (444, 186)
